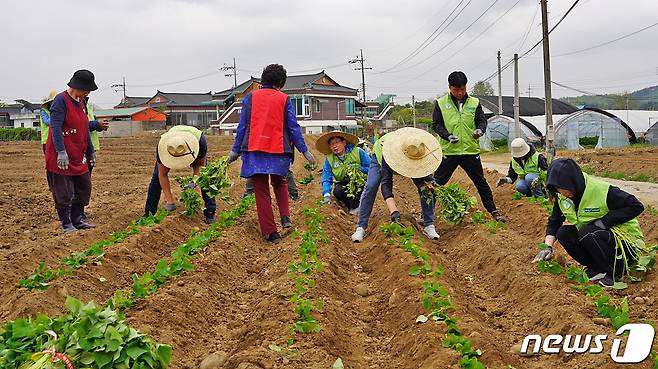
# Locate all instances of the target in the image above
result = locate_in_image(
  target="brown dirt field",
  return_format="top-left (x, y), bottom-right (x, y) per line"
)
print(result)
top-left (1, 136), bottom-right (657, 369)
top-left (559, 147), bottom-right (658, 183)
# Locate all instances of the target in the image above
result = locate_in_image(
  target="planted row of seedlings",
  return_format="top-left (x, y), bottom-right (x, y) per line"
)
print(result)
top-left (470, 211), bottom-right (506, 235)
top-left (270, 205), bottom-right (328, 354)
top-left (380, 222), bottom-right (487, 369)
top-left (0, 195), bottom-right (256, 369)
top-left (19, 210), bottom-right (169, 290)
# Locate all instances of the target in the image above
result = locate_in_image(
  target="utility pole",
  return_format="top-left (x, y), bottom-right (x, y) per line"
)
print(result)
top-left (220, 58), bottom-right (238, 88)
top-left (349, 49), bottom-right (372, 118)
top-left (412, 95), bottom-right (417, 128)
top-left (111, 77), bottom-right (127, 105)
top-left (541, 0), bottom-right (555, 160)
top-left (497, 51), bottom-right (503, 115)
top-left (527, 84), bottom-right (532, 98)
top-left (513, 54), bottom-right (520, 139)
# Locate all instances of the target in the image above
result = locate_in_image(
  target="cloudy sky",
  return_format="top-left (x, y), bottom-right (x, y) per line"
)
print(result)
top-left (2, 0), bottom-right (657, 108)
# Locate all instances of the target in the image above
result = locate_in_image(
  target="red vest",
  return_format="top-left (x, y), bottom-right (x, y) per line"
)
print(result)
top-left (245, 88), bottom-right (290, 153)
top-left (45, 92), bottom-right (90, 175)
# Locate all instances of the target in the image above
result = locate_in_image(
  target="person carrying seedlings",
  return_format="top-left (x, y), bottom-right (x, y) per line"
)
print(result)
top-left (228, 63), bottom-right (316, 244)
top-left (351, 127), bottom-right (442, 243)
top-left (44, 70), bottom-right (98, 233)
top-left (317, 130), bottom-right (371, 215)
top-left (533, 158), bottom-right (645, 288)
top-left (144, 125), bottom-right (217, 224)
top-left (496, 137), bottom-right (548, 197)
top-left (432, 71), bottom-right (507, 222)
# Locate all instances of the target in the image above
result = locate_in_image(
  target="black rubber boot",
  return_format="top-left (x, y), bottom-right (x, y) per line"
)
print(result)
top-left (56, 207), bottom-right (77, 233)
top-left (71, 204), bottom-right (96, 229)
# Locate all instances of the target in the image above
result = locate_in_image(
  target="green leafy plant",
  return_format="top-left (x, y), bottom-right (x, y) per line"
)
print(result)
top-left (645, 205), bottom-right (658, 217)
top-left (194, 156), bottom-right (232, 198)
top-left (0, 127), bottom-right (38, 141)
top-left (484, 220), bottom-right (505, 234)
top-left (299, 163), bottom-right (316, 185)
top-left (422, 183), bottom-right (477, 225)
top-left (610, 227), bottom-right (656, 282)
top-left (470, 211), bottom-right (486, 225)
top-left (345, 165), bottom-right (367, 198)
top-left (511, 191), bottom-right (524, 200)
top-left (19, 211), bottom-right (168, 290)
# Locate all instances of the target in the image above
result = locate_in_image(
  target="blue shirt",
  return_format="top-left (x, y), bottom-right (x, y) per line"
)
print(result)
top-left (321, 144), bottom-right (370, 195)
top-left (231, 91), bottom-right (308, 177)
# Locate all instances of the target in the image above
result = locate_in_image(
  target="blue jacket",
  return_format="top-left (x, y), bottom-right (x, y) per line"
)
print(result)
top-left (321, 144), bottom-right (370, 195)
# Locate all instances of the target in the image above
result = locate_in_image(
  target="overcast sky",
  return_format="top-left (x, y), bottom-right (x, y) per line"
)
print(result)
top-left (2, 0), bottom-right (657, 108)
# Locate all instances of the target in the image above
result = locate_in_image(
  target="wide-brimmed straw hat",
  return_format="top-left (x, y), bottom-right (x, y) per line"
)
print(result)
top-left (382, 127), bottom-right (442, 178)
top-left (41, 90), bottom-right (58, 108)
top-left (315, 130), bottom-right (359, 155)
top-left (157, 130), bottom-right (200, 169)
top-left (510, 137), bottom-right (530, 158)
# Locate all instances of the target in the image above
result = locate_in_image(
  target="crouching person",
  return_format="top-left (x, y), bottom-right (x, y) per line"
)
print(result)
top-left (144, 125), bottom-right (217, 224)
top-left (533, 158), bottom-right (645, 288)
top-left (496, 138), bottom-right (547, 197)
top-left (317, 131), bottom-right (370, 215)
top-left (351, 127), bottom-right (442, 243)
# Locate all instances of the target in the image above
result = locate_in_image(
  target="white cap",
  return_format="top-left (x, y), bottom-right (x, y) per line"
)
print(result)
top-left (510, 138), bottom-right (530, 158)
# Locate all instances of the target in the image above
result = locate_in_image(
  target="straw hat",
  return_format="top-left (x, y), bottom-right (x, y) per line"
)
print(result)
top-left (510, 138), bottom-right (530, 158)
top-left (315, 130), bottom-right (359, 155)
top-left (41, 90), bottom-right (58, 107)
top-left (382, 127), bottom-right (442, 178)
top-left (157, 130), bottom-right (200, 169)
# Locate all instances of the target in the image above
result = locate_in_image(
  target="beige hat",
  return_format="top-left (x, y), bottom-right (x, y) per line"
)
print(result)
top-left (41, 90), bottom-right (58, 107)
top-left (315, 130), bottom-right (359, 155)
top-left (382, 127), bottom-right (442, 178)
top-left (157, 130), bottom-right (200, 169)
top-left (510, 137), bottom-right (530, 158)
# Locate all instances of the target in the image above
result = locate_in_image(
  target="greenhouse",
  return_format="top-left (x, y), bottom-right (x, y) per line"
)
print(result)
top-left (480, 115), bottom-right (543, 151)
top-left (646, 121), bottom-right (658, 145)
top-left (554, 108), bottom-right (636, 149)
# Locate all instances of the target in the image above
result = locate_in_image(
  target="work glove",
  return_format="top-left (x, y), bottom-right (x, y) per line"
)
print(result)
top-left (530, 177), bottom-right (541, 191)
top-left (227, 151), bottom-right (239, 164)
top-left (164, 202), bottom-right (176, 212)
top-left (57, 150), bottom-right (69, 170)
top-left (447, 135), bottom-right (460, 144)
top-left (532, 245), bottom-right (553, 262)
top-left (87, 152), bottom-right (96, 167)
top-left (323, 194), bottom-right (331, 205)
top-left (472, 129), bottom-right (484, 139)
top-left (303, 150), bottom-right (316, 166)
top-left (496, 176), bottom-right (512, 187)
top-left (593, 219), bottom-right (607, 230)
top-left (186, 181), bottom-right (196, 190)
top-left (390, 211), bottom-right (401, 223)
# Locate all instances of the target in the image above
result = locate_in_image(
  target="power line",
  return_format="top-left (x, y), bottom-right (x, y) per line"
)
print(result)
top-left (553, 21), bottom-right (658, 57)
top-left (126, 70), bottom-right (220, 88)
top-left (515, 2), bottom-right (540, 53)
top-left (376, 0), bottom-right (471, 74)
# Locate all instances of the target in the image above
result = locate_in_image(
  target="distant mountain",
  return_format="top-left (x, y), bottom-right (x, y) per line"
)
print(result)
top-left (560, 85), bottom-right (658, 110)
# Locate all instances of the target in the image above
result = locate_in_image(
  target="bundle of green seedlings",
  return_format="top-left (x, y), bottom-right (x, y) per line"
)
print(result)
top-left (421, 183), bottom-right (477, 225)
top-left (175, 176), bottom-right (202, 216)
top-left (345, 165), bottom-right (367, 198)
top-left (175, 156), bottom-right (233, 216)
top-left (381, 223), bottom-right (486, 369)
top-left (470, 211), bottom-right (505, 234)
top-left (270, 205), bottom-right (328, 354)
top-left (18, 210), bottom-right (168, 290)
top-left (611, 227), bottom-right (657, 284)
top-left (108, 195), bottom-right (255, 310)
top-left (0, 297), bottom-right (171, 369)
top-left (299, 163), bottom-right (316, 185)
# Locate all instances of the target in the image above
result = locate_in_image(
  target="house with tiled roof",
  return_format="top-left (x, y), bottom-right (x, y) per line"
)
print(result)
top-left (211, 71), bottom-right (359, 134)
top-left (144, 91), bottom-right (216, 127)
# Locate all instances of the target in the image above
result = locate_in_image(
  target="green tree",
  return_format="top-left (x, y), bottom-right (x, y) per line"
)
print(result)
top-left (472, 81), bottom-right (494, 96)
top-left (391, 107), bottom-right (413, 124)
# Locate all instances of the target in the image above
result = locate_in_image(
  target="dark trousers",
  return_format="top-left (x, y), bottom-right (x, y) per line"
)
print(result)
top-left (47, 171), bottom-right (91, 209)
top-left (333, 181), bottom-right (362, 210)
top-left (244, 170), bottom-right (298, 199)
top-left (434, 154), bottom-right (497, 213)
top-left (252, 174), bottom-right (290, 236)
top-left (557, 224), bottom-right (631, 277)
top-left (144, 161), bottom-right (217, 217)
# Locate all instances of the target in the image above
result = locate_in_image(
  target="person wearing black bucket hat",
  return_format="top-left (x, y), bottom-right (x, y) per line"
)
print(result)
top-left (44, 69), bottom-right (98, 233)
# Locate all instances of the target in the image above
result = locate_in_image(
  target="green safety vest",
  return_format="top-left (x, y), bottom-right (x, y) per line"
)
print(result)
top-left (40, 108), bottom-right (50, 144)
top-left (557, 173), bottom-right (643, 242)
top-left (168, 125), bottom-right (202, 139)
top-left (437, 94), bottom-right (480, 156)
top-left (511, 151), bottom-right (541, 179)
top-left (372, 132), bottom-right (390, 166)
top-left (327, 147), bottom-right (361, 182)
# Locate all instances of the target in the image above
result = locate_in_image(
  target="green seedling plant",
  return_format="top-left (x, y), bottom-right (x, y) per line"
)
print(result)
top-left (19, 210), bottom-right (168, 290)
top-left (381, 223), bottom-right (487, 368)
top-left (646, 205), bottom-right (658, 217)
top-left (0, 297), bottom-right (172, 369)
top-left (610, 227), bottom-right (656, 283)
top-left (194, 156), bottom-right (232, 198)
top-left (175, 176), bottom-right (203, 216)
top-left (511, 191), bottom-right (524, 200)
top-left (421, 183), bottom-right (477, 225)
top-left (471, 211), bottom-right (486, 225)
top-left (345, 165), bottom-right (367, 198)
top-left (299, 163), bottom-right (316, 185)
top-left (483, 220), bottom-right (505, 235)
